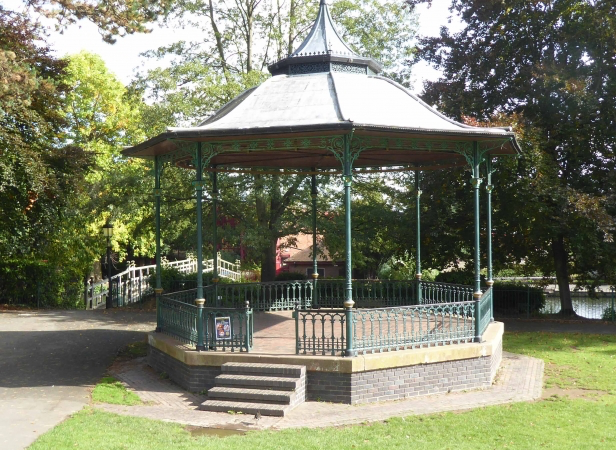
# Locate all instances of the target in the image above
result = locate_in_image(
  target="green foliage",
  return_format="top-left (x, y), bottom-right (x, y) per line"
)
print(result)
top-left (91, 377), bottom-right (142, 406)
top-left (434, 269), bottom-right (480, 286)
top-left (602, 307), bottom-right (616, 322)
top-left (148, 267), bottom-right (237, 292)
top-left (331, 0), bottom-right (417, 84)
top-left (24, 0), bottom-right (175, 44)
top-left (491, 282), bottom-right (546, 316)
top-left (416, 0), bottom-right (616, 312)
top-left (0, 259), bottom-right (82, 308)
top-left (274, 272), bottom-right (306, 281)
top-left (378, 251), bottom-right (438, 281)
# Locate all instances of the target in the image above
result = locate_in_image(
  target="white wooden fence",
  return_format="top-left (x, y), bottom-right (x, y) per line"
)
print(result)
top-left (86, 255), bottom-right (242, 309)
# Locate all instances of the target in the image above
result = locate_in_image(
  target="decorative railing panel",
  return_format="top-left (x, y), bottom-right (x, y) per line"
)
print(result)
top-left (419, 281), bottom-right (474, 304)
top-left (315, 280), bottom-right (416, 308)
top-left (352, 302), bottom-right (476, 354)
top-left (478, 288), bottom-right (493, 336)
top-left (158, 295), bottom-right (199, 345)
top-left (159, 291), bottom-right (253, 352)
top-left (208, 280), bottom-right (313, 310)
top-left (204, 307), bottom-right (253, 352)
top-left (296, 309), bottom-right (346, 356)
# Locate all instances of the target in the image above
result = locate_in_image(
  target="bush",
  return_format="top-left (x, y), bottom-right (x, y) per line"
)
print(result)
top-left (491, 282), bottom-right (546, 316)
top-left (434, 269), bottom-right (484, 286)
top-left (601, 307), bottom-right (615, 321)
top-left (0, 259), bottom-right (82, 308)
top-left (148, 268), bottom-right (235, 292)
top-left (275, 272), bottom-right (307, 281)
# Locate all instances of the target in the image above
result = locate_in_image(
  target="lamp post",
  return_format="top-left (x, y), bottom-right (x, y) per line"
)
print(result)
top-left (102, 222), bottom-right (113, 309)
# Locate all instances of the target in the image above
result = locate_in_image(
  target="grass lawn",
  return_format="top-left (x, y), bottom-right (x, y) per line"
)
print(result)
top-left (29, 332), bottom-right (616, 450)
top-left (91, 377), bottom-right (142, 406)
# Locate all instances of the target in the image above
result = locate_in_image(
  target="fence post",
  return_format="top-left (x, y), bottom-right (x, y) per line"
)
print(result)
top-left (295, 301), bottom-right (300, 355)
top-left (155, 288), bottom-right (163, 332)
top-left (527, 283), bottom-right (531, 319)
top-left (245, 301), bottom-right (251, 352)
top-left (612, 286), bottom-right (616, 322)
top-left (344, 299), bottom-right (355, 356)
top-left (475, 298), bottom-right (481, 342)
top-left (196, 298), bottom-right (205, 351)
top-left (83, 277), bottom-right (88, 310)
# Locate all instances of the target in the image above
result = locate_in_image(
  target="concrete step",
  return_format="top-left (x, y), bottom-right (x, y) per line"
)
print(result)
top-left (215, 374), bottom-right (300, 390)
top-left (201, 399), bottom-right (287, 417)
top-left (208, 386), bottom-right (294, 404)
top-left (221, 362), bottom-right (305, 378)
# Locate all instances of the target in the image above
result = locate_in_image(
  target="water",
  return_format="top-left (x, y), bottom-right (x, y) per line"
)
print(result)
top-left (541, 293), bottom-right (615, 319)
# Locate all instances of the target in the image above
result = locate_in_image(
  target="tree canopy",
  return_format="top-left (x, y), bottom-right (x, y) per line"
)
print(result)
top-left (414, 0), bottom-right (616, 314)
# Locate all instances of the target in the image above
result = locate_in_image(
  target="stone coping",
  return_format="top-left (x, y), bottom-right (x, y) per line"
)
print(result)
top-left (149, 321), bottom-right (503, 374)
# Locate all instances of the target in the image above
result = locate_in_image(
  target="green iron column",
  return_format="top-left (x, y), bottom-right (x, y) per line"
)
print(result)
top-left (154, 156), bottom-right (163, 332)
top-left (486, 157), bottom-right (494, 321)
top-left (472, 142), bottom-right (483, 341)
top-left (311, 169), bottom-right (319, 307)
top-left (195, 143), bottom-right (205, 351)
top-left (343, 135), bottom-right (355, 356)
top-left (211, 167), bottom-right (219, 306)
top-left (415, 170), bottom-right (422, 305)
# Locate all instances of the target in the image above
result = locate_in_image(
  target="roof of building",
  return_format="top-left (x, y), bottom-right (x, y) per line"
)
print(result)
top-left (286, 245), bottom-right (334, 263)
top-left (122, 0), bottom-right (520, 168)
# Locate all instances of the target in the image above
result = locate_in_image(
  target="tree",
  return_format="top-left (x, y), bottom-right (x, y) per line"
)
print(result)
top-left (15, 0), bottom-right (175, 43)
top-left (0, 10), bottom-right (98, 305)
top-left (132, 0), bottom-right (419, 280)
top-left (0, 10), bottom-right (90, 258)
top-left (414, 0), bottom-right (616, 315)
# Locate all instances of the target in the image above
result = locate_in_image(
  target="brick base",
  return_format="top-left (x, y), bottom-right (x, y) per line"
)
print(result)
top-left (308, 345), bottom-right (501, 404)
top-left (148, 324), bottom-right (503, 403)
top-left (148, 346), bottom-right (220, 393)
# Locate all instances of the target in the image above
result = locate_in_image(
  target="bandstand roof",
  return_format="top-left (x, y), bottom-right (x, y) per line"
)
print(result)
top-left (123, 0), bottom-right (520, 171)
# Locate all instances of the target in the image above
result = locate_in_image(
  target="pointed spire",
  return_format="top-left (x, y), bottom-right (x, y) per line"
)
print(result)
top-left (292, 0), bottom-right (357, 58)
top-left (267, 0), bottom-right (382, 76)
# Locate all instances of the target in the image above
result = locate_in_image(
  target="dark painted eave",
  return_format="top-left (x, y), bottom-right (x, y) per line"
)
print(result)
top-left (122, 121), bottom-right (520, 159)
top-left (121, 122), bottom-right (355, 158)
top-left (268, 53), bottom-right (382, 76)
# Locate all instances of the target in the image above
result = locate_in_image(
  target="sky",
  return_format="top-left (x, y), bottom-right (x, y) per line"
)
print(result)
top-left (3, 0), bottom-right (462, 94)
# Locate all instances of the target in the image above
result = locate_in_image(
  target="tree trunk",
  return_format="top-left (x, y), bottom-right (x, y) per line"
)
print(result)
top-left (260, 235), bottom-right (278, 282)
top-left (551, 234), bottom-right (575, 316)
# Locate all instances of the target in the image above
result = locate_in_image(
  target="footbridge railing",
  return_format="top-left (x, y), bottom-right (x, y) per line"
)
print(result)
top-left (86, 256), bottom-right (242, 309)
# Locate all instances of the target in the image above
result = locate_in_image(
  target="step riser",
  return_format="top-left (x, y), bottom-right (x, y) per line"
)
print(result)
top-left (216, 375), bottom-right (300, 390)
top-left (208, 392), bottom-right (295, 405)
top-left (201, 402), bottom-right (285, 417)
top-left (222, 363), bottom-right (305, 378)
top-left (202, 363), bottom-right (307, 417)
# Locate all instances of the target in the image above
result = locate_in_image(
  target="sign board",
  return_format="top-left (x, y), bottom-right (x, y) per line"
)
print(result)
top-left (215, 316), bottom-right (231, 340)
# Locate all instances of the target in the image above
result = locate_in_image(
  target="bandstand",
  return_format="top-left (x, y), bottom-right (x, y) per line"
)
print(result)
top-left (123, 0), bottom-right (520, 412)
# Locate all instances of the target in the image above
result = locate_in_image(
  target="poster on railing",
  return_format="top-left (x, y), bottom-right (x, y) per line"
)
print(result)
top-left (215, 316), bottom-right (231, 340)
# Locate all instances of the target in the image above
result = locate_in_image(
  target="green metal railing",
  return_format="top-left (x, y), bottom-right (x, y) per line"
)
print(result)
top-left (159, 291), bottom-right (253, 352)
top-left (296, 309), bottom-right (347, 356)
top-left (352, 301), bottom-right (476, 354)
top-left (159, 280), bottom-right (495, 356)
top-left (315, 279), bottom-right (416, 308)
top-left (478, 288), bottom-right (493, 336)
top-left (159, 295), bottom-right (198, 345)
top-left (204, 280), bottom-right (314, 310)
top-left (420, 281), bottom-right (474, 304)
top-left (203, 306), bottom-right (254, 352)
top-left (295, 299), bottom-right (478, 356)
top-left (491, 281), bottom-right (616, 321)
